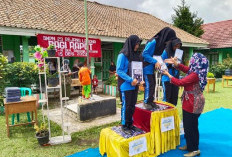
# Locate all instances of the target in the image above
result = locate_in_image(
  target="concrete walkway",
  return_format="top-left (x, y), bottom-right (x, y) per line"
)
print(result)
top-left (43, 95), bottom-right (120, 133)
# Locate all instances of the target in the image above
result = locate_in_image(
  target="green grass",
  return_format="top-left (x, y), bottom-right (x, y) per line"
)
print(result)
top-left (0, 110), bottom-right (119, 157)
top-left (0, 80), bottom-right (231, 156)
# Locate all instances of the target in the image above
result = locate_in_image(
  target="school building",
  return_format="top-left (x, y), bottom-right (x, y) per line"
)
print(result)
top-left (0, 0), bottom-right (208, 81)
top-left (200, 20), bottom-right (232, 67)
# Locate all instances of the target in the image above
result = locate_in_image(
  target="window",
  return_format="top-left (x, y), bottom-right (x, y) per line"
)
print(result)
top-left (211, 54), bottom-right (218, 65)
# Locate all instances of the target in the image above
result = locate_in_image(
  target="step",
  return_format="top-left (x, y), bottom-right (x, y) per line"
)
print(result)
top-left (65, 95), bottom-right (116, 122)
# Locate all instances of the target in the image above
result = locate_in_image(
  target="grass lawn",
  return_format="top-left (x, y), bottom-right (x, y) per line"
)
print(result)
top-left (0, 80), bottom-right (231, 157)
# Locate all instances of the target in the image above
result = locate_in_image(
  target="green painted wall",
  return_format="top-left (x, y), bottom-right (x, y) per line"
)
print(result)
top-left (219, 51), bottom-right (223, 63)
top-left (2, 35), bottom-right (21, 62)
top-left (22, 36), bottom-right (29, 62)
top-left (189, 47), bottom-right (193, 59)
top-left (200, 47), bottom-right (232, 65)
top-left (113, 42), bottom-right (123, 63)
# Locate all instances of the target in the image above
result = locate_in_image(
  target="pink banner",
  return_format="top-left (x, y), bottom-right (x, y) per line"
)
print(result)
top-left (37, 34), bottom-right (102, 57)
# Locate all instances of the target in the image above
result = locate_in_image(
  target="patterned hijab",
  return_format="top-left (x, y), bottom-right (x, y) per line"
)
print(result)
top-left (187, 53), bottom-right (209, 92)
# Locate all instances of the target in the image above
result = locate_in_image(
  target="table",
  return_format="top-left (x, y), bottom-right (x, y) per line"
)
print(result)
top-left (99, 128), bottom-right (153, 157)
top-left (71, 79), bottom-right (82, 94)
top-left (133, 101), bottom-right (180, 156)
top-left (4, 96), bottom-right (38, 137)
top-left (207, 78), bottom-right (216, 93)
top-left (222, 75), bottom-right (232, 88)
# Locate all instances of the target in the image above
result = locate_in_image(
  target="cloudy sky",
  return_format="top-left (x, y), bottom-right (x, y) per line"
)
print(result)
top-left (89, 0), bottom-right (232, 24)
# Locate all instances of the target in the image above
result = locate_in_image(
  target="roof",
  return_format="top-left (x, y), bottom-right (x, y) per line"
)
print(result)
top-left (202, 20), bottom-right (232, 48)
top-left (0, 0), bottom-right (208, 46)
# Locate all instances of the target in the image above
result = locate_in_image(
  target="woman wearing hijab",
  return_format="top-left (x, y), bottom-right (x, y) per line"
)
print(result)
top-left (61, 59), bottom-right (72, 98)
top-left (117, 35), bottom-right (142, 135)
top-left (142, 27), bottom-right (177, 109)
top-left (161, 38), bottom-right (182, 106)
top-left (109, 61), bottom-right (116, 77)
top-left (163, 53), bottom-right (209, 157)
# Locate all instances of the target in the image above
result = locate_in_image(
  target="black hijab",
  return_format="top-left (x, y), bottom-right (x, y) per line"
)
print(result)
top-left (149, 27), bottom-right (177, 55)
top-left (165, 38), bottom-right (182, 58)
top-left (109, 62), bottom-right (116, 72)
top-left (120, 35), bottom-right (142, 62)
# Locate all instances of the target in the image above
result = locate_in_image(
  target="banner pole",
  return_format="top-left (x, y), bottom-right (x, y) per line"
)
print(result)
top-left (84, 0), bottom-right (89, 68)
top-left (84, 0), bottom-right (93, 98)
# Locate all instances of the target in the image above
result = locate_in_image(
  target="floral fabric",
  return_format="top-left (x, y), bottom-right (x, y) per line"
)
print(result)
top-left (187, 53), bottom-right (209, 92)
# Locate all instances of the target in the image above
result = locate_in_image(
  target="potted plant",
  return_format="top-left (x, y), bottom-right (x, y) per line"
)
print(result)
top-left (34, 122), bottom-right (49, 146)
top-left (207, 72), bottom-right (216, 84)
top-left (225, 64), bottom-right (232, 76)
top-left (223, 55), bottom-right (232, 76)
top-left (47, 44), bottom-right (56, 57)
top-left (34, 45), bottom-right (48, 72)
top-left (47, 71), bottom-right (59, 87)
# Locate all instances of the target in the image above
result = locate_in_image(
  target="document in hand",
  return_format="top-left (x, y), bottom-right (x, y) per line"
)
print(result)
top-left (131, 61), bottom-right (143, 83)
top-left (174, 49), bottom-right (183, 63)
top-left (153, 55), bottom-right (167, 72)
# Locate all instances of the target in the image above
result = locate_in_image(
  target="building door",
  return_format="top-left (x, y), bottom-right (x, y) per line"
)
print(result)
top-left (102, 50), bottom-right (113, 80)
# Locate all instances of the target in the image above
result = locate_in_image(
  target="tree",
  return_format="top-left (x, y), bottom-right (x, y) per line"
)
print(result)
top-left (172, 0), bottom-right (204, 37)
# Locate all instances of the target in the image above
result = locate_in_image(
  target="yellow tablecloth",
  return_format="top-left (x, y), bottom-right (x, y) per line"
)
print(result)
top-left (150, 101), bottom-right (180, 156)
top-left (99, 128), bottom-right (154, 157)
top-left (99, 101), bottom-right (180, 157)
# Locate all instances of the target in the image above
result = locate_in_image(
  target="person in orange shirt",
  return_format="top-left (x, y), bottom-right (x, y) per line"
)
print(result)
top-left (78, 62), bottom-right (91, 99)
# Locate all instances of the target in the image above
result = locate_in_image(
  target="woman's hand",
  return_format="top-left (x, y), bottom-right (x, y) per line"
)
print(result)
top-left (139, 80), bottom-right (145, 85)
top-left (162, 70), bottom-right (169, 76)
top-left (162, 70), bottom-right (173, 79)
top-left (165, 57), bottom-right (179, 67)
top-left (155, 62), bottom-right (161, 70)
top-left (131, 79), bottom-right (138, 86)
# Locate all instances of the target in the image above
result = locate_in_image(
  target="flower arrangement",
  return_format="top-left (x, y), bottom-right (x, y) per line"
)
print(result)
top-left (47, 44), bottom-right (55, 50)
top-left (34, 45), bottom-right (48, 71)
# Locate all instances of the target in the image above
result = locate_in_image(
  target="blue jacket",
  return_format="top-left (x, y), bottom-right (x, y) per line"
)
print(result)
top-left (142, 39), bottom-right (157, 75)
top-left (116, 53), bottom-right (135, 92)
top-left (161, 50), bottom-right (179, 82)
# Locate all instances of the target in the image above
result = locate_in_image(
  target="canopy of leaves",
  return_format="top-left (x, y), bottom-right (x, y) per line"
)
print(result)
top-left (172, 0), bottom-right (204, 37)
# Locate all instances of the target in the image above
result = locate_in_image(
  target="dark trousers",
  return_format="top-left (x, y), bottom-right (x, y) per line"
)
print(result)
top-left (163, 81), bottom-right (179, 106)
top-left (183, 110), bottom-right (201, 152)
top-left (144, 74), bottom-right (155, 104)
top-left (121, 89), bottom-right (138, 126)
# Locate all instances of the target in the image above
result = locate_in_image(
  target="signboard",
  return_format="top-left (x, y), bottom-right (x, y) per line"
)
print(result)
top-left (129, 137), bottom-right (147, 156)
top-left (174, 49), bottom-right (184, 63)
top-left (37, 34), bottom-right (101, 57)
top-left (153, 55), bottom-right (167, 72)
top-left (131, 61), bottom-right (143, 83)
top-left (161, 116), bottom-right (175, 132)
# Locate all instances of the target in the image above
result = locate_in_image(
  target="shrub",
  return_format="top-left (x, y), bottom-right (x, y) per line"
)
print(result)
top-left (209, 56), bottom-right (232, 78)
top-left (207, 72), bottom-right (215, 78)
top-left (6, 62), bottom-right (39, 87)
top-left (0, 55), bottom-right (8, 106)
top-left (105, 75), bottom-right (117, 86)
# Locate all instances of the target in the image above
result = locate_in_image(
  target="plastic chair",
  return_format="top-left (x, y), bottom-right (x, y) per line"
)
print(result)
top-left (11, 87), bottom-right (32, 125)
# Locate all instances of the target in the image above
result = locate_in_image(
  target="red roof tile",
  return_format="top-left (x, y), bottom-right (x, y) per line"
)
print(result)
top-left (0, 0), bottom-right (207, 45)
top-left (202, 20), bottom-right (232, 48)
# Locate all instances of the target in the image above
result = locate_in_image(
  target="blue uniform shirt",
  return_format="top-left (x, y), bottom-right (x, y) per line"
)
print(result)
top-left (142, 39), bottom-right (158, 75)
top-left (116, 53), bottom-right (135, 92)
top-left (161, 50), bottom-right (179, 82)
